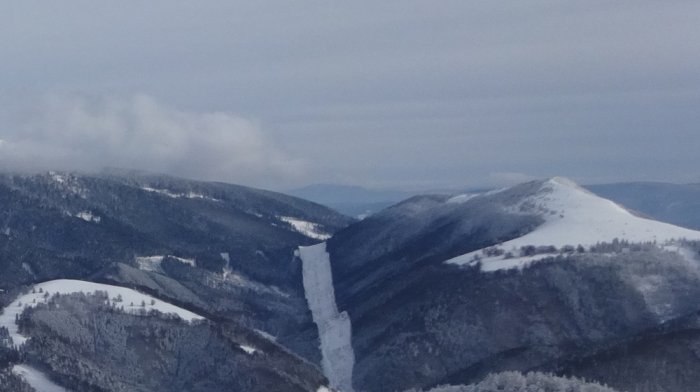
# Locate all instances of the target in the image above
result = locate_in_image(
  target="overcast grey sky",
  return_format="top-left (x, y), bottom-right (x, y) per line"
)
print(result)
top-left (0, 1), bottom-right (699, 190)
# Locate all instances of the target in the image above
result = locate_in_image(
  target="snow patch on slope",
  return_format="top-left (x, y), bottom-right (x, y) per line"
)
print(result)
top-left (239, 344), bottom-right (258, 355)
top-left (2, 280), bottom-right (204, 392)
top-left (281, 216), bottom-right (331, 240)
top-left (0, 279), bottom-right (204, 348)
top-left (136, 255), bottom-right (196, 272)
top-left (75, 211), bottom-right (101, 223)
top-left (141, 186), bottom-right (221, 201)
top-left (12, 364), bottom-right (68, 392)
top-left (446, 193), bottom-right (478, 204)
top-left (447, 177), bottom-right (700, 271)
top-left (299, 243), bottom-right (355, 392)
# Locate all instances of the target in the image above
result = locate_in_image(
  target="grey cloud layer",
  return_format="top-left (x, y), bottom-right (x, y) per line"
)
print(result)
top-left (1, 1), bottom-right (699, 188)
top-left (0, 95), bottom-right (303, 185)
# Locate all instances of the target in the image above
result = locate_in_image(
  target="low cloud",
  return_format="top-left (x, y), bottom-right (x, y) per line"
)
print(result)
top-left (0, 95), bottom-right (305, 186)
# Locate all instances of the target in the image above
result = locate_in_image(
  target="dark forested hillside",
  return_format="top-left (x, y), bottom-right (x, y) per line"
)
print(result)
top-left (17, 292), bottom-right (328, 392)
top-left (0, 170), bottom-right (352, 390)
top-left (324, 178), bottom-right (700, 391)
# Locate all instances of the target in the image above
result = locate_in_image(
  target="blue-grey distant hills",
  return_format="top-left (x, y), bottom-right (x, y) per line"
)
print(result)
top-left (586, 182), bottom-right (700, 230)
top-left (287, 184), bottom-right (416, 218)
top-left (287, 184), bottom-right (487, 218)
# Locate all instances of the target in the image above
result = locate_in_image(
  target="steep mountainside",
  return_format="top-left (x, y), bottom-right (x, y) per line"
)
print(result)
top-left (446, 177), bottom-right (700, 270)
top-left (0, 170), bottom-right (353, 390)
top-left (325, 177), bottom-right (700, 391)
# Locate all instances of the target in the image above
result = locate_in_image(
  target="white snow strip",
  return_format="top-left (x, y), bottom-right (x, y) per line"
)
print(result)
top-left (141, 187), bottom-right (220, 201)
top-left (12, 364), bottom-right (68, 392)
top-left (446, 193), bottom-right (478, 204)
top-left (75, 211), bottom-right (101, 223)
top-left (299, 243), bottom-right (355, 392)
top-left (135, 255), bottom-right (196, 272)
top-left (135, 256), bottom-right (165, 272)
top-left (22, 263), bottom-right (34, 276)
top-left (171, 256), bottom-right (196, 267)
top-left (280, 216), bottom-right (331, 240)
top-left (447, 177), bottom-right (700, 271)
top-left (239, 344), bottom-right (257, 355)
top-left (478, 254), bottom-right (554, 272)
top-left (220, 252), bottom-right (232, 279)
top-left (254, 328), bottom-right (277, 342)
top-left (0, 279), bottom-right (204, 348)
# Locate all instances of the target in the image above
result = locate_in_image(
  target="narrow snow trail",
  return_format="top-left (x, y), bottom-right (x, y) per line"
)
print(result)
top-left (299, 243), bottom-right (355, 392)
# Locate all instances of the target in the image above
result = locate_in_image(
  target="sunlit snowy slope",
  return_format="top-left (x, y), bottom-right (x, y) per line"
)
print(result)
top-left (0, 279), bottom-right (204, 348)
top-left (446, 177), bottom-right (700, 271)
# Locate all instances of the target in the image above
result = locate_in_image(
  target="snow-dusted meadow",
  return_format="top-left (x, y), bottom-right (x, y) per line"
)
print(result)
top-left (0, 279), bottom-right (204, 348)
top-left (0, 279), bottom-right (205, 391)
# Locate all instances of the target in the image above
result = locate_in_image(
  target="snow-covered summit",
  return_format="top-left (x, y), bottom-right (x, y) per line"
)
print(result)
top-left (447, 177), bottom-right (700, 270)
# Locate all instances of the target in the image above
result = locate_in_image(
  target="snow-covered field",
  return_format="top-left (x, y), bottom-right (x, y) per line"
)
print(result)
top-left (447, 177), bottom-right (700, 271)
top-left (0, 279), bottom-right (204, 348)
top-left (299, 243), bottom-right (355, 392)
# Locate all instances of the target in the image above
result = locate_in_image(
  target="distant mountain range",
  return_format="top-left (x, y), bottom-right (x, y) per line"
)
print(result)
top-left (287, 184), bottom-right (416, 218)
top-left (5, 173), bottom-right (700, 391)
top-left (289, 181), bottom-right (700, 232)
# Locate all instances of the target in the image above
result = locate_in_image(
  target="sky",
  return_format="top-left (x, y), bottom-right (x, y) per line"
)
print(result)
top-left (0, 1), bottom-right (699, 191)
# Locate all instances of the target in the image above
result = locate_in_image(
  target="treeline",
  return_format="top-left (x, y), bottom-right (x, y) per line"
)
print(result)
top-left (0, 369), bottom-right (34, 392)
top-left (479, 238), bottom-right (673, 260)
top-left (0, 326), bottom-right (31, 392)
top-left (410, 371), bottom-right (618, 392)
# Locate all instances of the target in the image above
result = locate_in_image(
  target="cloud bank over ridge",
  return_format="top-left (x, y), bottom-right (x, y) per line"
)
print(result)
top-left (0, 95), bottom-right (304, 186)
